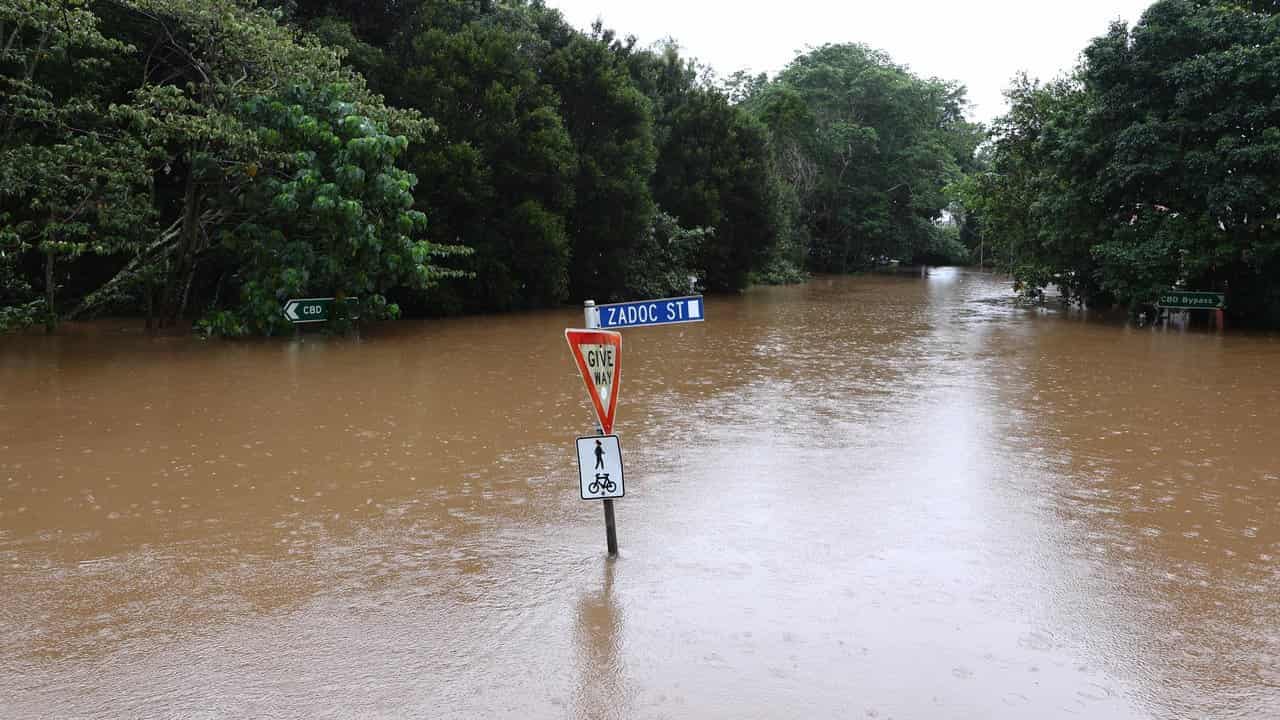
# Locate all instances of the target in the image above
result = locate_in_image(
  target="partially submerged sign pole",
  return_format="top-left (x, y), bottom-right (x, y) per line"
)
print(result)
top-left (565, 294), bottom-right (706, 557)
top-left (568, 300), bottom-right (620, 555)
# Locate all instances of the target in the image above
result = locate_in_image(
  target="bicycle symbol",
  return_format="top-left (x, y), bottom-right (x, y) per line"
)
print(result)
top-left (588, 472), bottom-right (617, 495)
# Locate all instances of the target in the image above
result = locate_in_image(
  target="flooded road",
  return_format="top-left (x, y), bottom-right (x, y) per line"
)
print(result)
top-left (2, 270), bottom-right (1279, 719)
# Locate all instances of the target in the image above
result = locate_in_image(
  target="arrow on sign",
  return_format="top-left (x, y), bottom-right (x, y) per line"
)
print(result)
top-left (283, 298), bottom-right (331, 323)
top-left (1157, 291), bottom-right (1225, 310)
top-left (565, 328), bottom-right (622, 435)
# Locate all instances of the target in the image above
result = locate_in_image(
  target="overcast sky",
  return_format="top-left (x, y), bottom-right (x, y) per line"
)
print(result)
top-left (547, 0), bottom-right (1154, 122)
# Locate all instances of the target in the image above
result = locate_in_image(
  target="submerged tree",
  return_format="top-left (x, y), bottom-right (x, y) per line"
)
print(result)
top-left (745, 43), bottom-right (980, 272)
top-left (1, 0), bottom-right (463, 334)
top-left (205, 83), bottom-right (468, 336)
top-left (0, 0), bottom-right (152, 330)
top-left (389, 1), bottom-right (577, 311)
top-left (628, 42), bottom-right (784, 292)
top-left (963, 0), bottom-right (1280, 324)
top-left (541, 22), bottom-right (657, 302)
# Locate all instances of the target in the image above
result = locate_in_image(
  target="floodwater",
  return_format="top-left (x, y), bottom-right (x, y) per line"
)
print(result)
top-left (2, 270), bottom-right (1278, 719)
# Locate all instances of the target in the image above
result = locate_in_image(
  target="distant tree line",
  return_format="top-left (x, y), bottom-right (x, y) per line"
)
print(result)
top-left (953, 0), bottom-right (1280, 326)
top-left (1, 0), bottom-right (980, 335)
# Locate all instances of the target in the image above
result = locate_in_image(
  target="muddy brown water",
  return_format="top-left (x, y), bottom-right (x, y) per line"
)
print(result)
top-left (2, 270), bottom-right (1279, 719)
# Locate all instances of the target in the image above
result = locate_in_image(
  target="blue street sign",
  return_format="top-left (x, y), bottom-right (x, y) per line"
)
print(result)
top-left (594, 295), bottom-right (705, 329)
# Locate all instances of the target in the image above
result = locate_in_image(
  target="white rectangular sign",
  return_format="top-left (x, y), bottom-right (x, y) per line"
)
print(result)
top-left (576, 435), bottom-right (624, 500)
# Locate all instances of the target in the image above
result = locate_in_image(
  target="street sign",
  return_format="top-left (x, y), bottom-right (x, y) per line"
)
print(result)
top-left (282, 297), bottom-right (358, 324)
top-left (594, 295), bottom-right (704, 329)
top-left (565, 329), bottom-right (622, 435)
top-left (1157, 291), bottom-right (1225, 310)
top-left (576, 435), bottom-right (624, 500)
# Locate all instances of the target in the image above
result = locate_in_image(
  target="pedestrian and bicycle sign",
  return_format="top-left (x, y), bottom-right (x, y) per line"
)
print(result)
top-left (576, 435), bottom-right (624, 500)
top-left (282, 297), bottom-right (358, 324)
top-left (565, 328), bottom-right (622, 435)
top-left (593, 295), bottom-right (704, 329)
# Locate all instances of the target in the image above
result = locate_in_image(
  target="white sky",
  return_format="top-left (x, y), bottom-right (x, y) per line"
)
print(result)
top-left (547, 0), bottom-right (1154, 122)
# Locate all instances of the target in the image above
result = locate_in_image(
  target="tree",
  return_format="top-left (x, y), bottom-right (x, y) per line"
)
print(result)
top-left (628, 42), bottom-right (784, 292)
top-left (107, 0), bottom-right (429, 325)
top-left (202, 82), bottom-right (467, 336)
top-left (541, 21), bottom-right (656, 302)
top-left (0, 0), bottom-right (152, 330)
top-left (388, 2), bottom-right (577, 310)
top-left (1083, 0), bottom-right (1280, 321)
top-left (966, 1), bottom-right (1280, 324)
top-left (951, 75), bottom-right (1102, 300)
top-left (622, 210), bottom-right (708, 298)
top-left (1, 0), bottom-right (458, 334)
top-left (746, 44), bottom-right (978, 273)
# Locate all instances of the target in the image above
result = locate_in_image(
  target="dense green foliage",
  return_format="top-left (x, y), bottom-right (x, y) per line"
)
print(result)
top-left (295, 2), bottom-right (790, 306)
top-left (3, 0), bottom-right (981, 334)
top-left (207, 84), bottom-right (462, 336)
top-left (958, 0), bottom-right (1280, 325)
top-left (1, 0), bottom-right (460, 333)
top-left (630, 44), bottom-right (783, 292)
top-left (339, 0), bottom-right (579, 312)
top-left (742, 44), bottom-right (983, 272)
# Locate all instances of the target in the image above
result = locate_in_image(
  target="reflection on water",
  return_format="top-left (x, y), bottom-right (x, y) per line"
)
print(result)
top-left (2, 270), bottom-right (1278, 718)
top-left (574, 559), bottom-right (624, 720)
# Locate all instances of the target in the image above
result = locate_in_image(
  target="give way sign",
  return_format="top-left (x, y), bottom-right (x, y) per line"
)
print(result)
top-left (565, 329), bottom-right (622, 435)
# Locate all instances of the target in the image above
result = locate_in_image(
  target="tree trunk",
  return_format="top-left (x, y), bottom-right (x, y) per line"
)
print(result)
top-left (145, 276), bottom-right (154, 330)
top-left (162, 169), bottom-right (200, 325)
top-left (177, 264), bottom-right (196, 323)
top-left (43, 248), bottom-right (55, 333)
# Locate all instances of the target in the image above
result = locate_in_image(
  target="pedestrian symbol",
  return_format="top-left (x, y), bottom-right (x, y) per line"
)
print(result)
top-left (576, 435), bottom-right (624, 500)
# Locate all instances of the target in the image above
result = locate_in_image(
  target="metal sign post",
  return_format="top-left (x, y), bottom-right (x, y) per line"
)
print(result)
top-left (584, 300), bottom-right (619, 555)
top-left (566, 295), bottom-right (708, 556)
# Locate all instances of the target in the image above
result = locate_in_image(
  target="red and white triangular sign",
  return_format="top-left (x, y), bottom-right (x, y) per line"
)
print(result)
top-left (565, 329), bottom-right (622, 435)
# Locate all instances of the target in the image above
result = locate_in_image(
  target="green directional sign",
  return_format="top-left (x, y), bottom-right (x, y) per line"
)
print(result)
top-left (282, 297), bottom-right (358, 324)
top-left (1157, 291), bottom-right (1225, 310)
